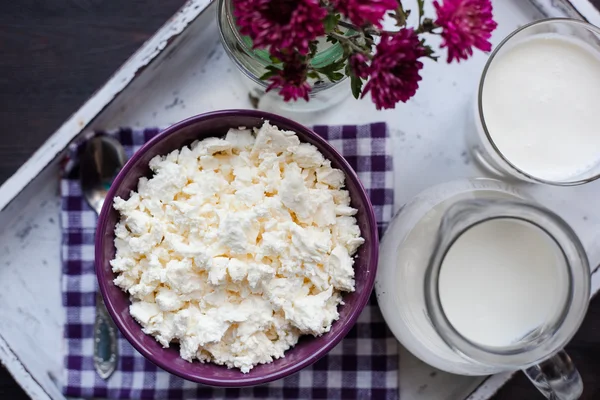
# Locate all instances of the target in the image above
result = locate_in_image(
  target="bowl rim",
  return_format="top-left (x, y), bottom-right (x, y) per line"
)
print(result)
top-left (95, 109), bottom-right (379, 386)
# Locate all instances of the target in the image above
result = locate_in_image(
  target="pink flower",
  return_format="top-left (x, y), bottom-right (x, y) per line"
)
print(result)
top-left (332, 0), bottom-right (398, 28)
top-left (233, 0), bottom-right (327, 55)
top-left (362, 29), bottom-right (425, 110)
top-left (434, 0), bottom-right (497, 63)
top-left (349, 53), bottom-right (370, 79)
top-left (266, 54), bottom-right (312, 102)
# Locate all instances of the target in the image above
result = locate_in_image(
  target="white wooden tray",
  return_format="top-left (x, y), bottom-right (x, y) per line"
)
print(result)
top-left (1, 1), bottom-right (600, 399)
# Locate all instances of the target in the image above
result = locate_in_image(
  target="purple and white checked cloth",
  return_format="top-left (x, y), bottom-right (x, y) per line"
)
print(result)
top-left (61, 123), bottom-right (397, 399)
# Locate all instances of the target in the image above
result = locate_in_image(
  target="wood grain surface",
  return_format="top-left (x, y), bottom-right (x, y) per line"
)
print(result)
top-left (1, 1), bottom-right (600, 399)
top-left (0, 0), bottom-right (186, 184)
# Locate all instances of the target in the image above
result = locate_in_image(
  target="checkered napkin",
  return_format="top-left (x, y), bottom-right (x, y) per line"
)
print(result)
top-left (61, 123), bottom-right (397, 399)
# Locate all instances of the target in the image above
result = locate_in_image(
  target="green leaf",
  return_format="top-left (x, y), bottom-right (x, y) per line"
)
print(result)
top-left (350, 73), bottom-right (363, 99)
top-left (317, 69), bottom-right (344, 83)
top-left (421, 17), bottom-right (436, 33)
top-left (323, 13), bottom-right (341, 34)
top-left (314, 59), bottom-right (346, 75)
top-left (419, 40), bottom-right (439, 61)
top-left (269, 54), bottom-right (282, 64)
top-left (363, 33), bottom-right (375, 51)
top-left (391, 1), bottom-right (407, 27)
top-left (329, 72), bottom-right (345, 82)
top-left (259, 71), bottom-right (277, 81)
top-left (307, 71), bottom-right (321, 80)
top-left (341, 43), bottom-right (352, 59)
top-left (258, 65), bottom-right (281, 81)
top-left (308, 41), bottom-right (318, 58)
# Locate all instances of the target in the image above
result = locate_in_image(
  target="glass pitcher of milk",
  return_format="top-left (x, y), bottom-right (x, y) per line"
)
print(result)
top-left (376, 178), bottom-right (590, 400)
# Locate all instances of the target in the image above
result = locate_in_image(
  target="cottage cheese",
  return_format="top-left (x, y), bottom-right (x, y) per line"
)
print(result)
top-left (111, 121), bottom-right (364, 373)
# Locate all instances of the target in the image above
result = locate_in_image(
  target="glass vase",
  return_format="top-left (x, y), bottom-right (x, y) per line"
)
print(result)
top-left (217, 0), bottom-right (350, 112)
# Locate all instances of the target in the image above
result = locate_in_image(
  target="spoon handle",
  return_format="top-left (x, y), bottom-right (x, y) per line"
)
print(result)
top-left (94, 292), bottom-right (119, 379)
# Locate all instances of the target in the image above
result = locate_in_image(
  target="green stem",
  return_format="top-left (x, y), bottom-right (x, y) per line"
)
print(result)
top-left (416, 18), bottom-right (438, 34)
top-left (416, 0), bottom-right (424, 26)
top-left (329, 32), bottom-right (366, 53)
top-left (337, 20), bottom-right (358, 31)
top-left (336, 19), bottom-right (382, 37)
top-left (396, 1), bottom-right (407, 27)
top-left (336, 17), bottom-right (397, 39)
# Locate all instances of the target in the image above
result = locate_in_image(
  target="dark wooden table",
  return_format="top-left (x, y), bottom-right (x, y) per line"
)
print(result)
top-left (1, 1), bottom-right (599, 399)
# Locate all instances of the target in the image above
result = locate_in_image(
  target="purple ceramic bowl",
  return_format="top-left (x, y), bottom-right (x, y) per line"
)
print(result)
top-left (95, 109), bottom-right (379, 387)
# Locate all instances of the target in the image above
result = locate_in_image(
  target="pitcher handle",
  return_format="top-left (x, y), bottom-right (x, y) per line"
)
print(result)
top-left (523, 350), bottom-right (583, 400)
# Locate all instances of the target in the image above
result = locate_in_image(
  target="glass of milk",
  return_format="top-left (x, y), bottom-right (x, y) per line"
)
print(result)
top-left (470, 19), bottom-right (600, 185)
top-left (376, 178), bottom-right (590, 400)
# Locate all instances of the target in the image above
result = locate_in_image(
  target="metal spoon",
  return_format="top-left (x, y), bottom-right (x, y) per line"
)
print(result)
top-left (80, 135), bottom-right (127, 380)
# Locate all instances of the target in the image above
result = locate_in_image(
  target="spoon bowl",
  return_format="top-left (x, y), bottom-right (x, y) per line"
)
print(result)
top-left (81, 136), bottom-right (128, 214)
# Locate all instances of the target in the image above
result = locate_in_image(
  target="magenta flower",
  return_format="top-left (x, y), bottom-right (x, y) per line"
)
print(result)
top-left (349, 53), bottom-right (370, 79)
top-left (362, 29), bottom-right (425, 110)
top-left (233, 0), bottom-right (327, 55)
top-left (434, 0), bottom-right (497, 63)
top-left (332, 0), bottom-right (398, 28)
top-left (266, 54), bottom-right (312, 102)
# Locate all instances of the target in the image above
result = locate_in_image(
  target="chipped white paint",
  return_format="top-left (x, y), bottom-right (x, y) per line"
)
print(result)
top-left (0, 165), bottom-right (64, 400)
top-left (0, 1), bottom-right (598, 399)
top-left (0, 335), bottom-right (52, 400)
top-left (465, 372), bottom-right (516, 400)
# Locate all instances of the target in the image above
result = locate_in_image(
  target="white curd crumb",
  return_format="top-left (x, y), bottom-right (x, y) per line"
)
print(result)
top-left (111, 121), bottom-right (364, 373)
